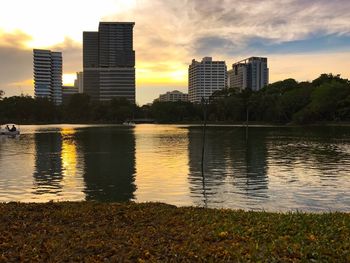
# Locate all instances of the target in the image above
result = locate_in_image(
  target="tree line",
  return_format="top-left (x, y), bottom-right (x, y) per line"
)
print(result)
top-left (1, 74), bottom-right (350, 124)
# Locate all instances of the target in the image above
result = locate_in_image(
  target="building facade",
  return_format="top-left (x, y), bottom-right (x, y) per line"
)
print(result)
top-left (228, 57), bottom-right (269, 91)
top-left (74, 72), bottom-right (84, 93)
top-left (83, 22), bottom-right (135, 103)
top-left (33, 49), bottom-right (62, 105)
top-left (157, 90), bottom-right (188, 102)
top-left (188, 57), bottom-right (227, 103)
top-left (62, 85), bottom-right (79, 104)
top-left (227, 63), bottom-right (247, 91)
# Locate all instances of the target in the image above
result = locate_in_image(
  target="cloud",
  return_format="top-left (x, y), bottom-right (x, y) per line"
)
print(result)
top-left (193, 36), bottom-right (238, 57)
top-left (109, 0), bottom-right (350, 60)
top-left (0, 33), bottom-right (82, 97)
top-left (245, 33), bottom-right (350, 54)
top-left (51, 37), bottom-right (82, 73)
top-left (0, 46), bottom-right (32, 83)
top-left (193, 32), bottom-right (350, 58)
top-left (1, 0), bottom-right (350, 104)
top-left (0, 30), bottom-right (32, 48)
top-left (0, 31), bottom-right (33, 96)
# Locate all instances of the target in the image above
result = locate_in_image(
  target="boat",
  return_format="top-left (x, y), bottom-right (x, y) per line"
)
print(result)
top-left (122, 121), bottom-right (136, 126)
top-left (0, 124), bottom-right (20, 136)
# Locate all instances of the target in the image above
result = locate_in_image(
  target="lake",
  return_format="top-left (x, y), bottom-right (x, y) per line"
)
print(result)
top-left (0, 124), bottom-right (349, 212)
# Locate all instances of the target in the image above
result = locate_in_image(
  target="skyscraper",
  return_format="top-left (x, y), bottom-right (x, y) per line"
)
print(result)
top-left (228, 57), bottom-right (269, 91)
top-left (74, 72), bottom-right (84, 93)
top-left (83, 22), bottom-right (135, 102)
top-left (188, 57), bottom-right (227, 103)
top-left (33, 49), bottom-right (62, 105)
top-left (83, 32), bottom-right (99, 100)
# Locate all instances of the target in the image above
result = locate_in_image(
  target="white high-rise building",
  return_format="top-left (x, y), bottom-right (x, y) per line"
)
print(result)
top-left (74, 71), bottom-right (84, 93)
top-left (33, 49), bottom-right (62, 105)
top-left (157, 90), bottom-right (188, 102)
top-left (188, 57), bottom-right (227, 103)
top-left (227, 63), bottom-right (248, 91)
top-left (228, 57), bottom-right (269, 91)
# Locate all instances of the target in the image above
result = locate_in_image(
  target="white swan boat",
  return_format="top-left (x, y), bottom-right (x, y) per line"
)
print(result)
top-left (122, 121), bottom-right (136, 126)
top-left (0, 124), bottom-right (20, 136)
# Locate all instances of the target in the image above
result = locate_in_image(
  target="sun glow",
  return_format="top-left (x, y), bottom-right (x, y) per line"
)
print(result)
top-left (0, 0), bottom-right (137, 49)
top-left (136, 62), bottom-right (187, 86)
top-left (63, 74), bottom-right (76, 86)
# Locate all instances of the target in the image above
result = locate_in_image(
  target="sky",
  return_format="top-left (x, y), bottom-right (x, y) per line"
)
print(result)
top-left (1, 0), bottom-right (350, 105)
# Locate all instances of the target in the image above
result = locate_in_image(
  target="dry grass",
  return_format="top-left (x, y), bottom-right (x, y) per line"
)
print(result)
top-left (0, 202), bottom-right (349, 262)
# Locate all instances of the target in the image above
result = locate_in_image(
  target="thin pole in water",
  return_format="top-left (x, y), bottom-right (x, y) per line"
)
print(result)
top-left (246, 107), bottom-right (249, 127)
top-left (201, 97), bottom-right (207, 175)
top-left (201, 97), bottom-right (208, 207)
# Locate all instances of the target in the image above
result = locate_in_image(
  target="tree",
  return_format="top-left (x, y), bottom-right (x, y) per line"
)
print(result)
top-left (110, 98), bottom-right (134, 122)
top-left (0, 90), bottom-right (4, 100)
top-left (278, 85), bottom-right (313, 122)
top-left (312, 73), bottom-right (348, 87)
top-left (151, 101), bottom-right (198, 123)
top-left (65, 94), bottom-right (91, 121)
top-left (0, 95), bottom-right (58, 123)
top-left (309, 81), bottom-right (350, 121)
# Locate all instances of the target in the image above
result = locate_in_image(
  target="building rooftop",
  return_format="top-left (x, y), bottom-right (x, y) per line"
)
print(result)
top-left (233, 57), bottom-right (268, 65)
top-left (99, 22), bottom-right (135, 25)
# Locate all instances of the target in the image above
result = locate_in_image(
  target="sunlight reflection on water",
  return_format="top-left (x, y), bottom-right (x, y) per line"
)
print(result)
top-left (0, 124), bottom-right (349, 211)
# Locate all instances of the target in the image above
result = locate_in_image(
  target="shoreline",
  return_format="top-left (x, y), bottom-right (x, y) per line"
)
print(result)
top-left (1, 201), bottom-right (349, 261)
top-left (4, 121), bottom-right (350, 127)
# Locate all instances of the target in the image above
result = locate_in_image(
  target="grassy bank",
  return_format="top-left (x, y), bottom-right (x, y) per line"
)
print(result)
top-left (0, 202), bottom-right (349, 262)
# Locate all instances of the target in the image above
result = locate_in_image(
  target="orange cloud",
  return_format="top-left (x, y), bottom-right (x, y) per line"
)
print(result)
top-left (0, 30), bottom-right (32, 49)
top-left (8, 78), bottom-right (33, 87)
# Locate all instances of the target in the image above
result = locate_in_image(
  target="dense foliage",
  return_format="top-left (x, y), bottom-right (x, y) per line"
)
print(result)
top-left (208, 73), bottom-right (350, 124)
top-left (1, 74), bottom-right (350, 124)
top-left (0, 94), bottom-right (137, 124)
top-left (0, 202), bottom-right (349, 262)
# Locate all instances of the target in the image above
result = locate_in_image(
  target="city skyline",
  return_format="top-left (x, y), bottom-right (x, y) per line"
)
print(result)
top-left (1, 0), bottom-right (350, 105)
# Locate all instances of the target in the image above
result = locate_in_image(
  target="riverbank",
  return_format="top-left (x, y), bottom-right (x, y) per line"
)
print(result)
top-left (4, 120), bottom-right (350, 126)
top-left (1, 202), bottom-right (349, 262)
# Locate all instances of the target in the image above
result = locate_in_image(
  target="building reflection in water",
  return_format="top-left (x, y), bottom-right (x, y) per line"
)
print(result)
top-left (79, 126), bottom-right (136, 202)
top-left (33, 131), bottom-right (63, 195)
top-left (31, 126), bottom-right (136, 202)
top-left (188, 126), bottom-right (268, 209)
top-left (4, 124), bottom-right (350, 210)
top-left (32, 128), bottom-right (85, 200)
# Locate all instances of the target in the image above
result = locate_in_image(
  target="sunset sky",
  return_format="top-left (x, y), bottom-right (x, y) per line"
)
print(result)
top-left (1, 0), bottom-right (350, 105)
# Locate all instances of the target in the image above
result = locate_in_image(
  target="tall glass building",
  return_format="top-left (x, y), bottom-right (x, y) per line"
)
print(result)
top-left (83, 22), bottom-right (135, 103)
top-left (33, 49), bottom-right (62, 105)
top-left (228, 57), bottom-right (269, 92)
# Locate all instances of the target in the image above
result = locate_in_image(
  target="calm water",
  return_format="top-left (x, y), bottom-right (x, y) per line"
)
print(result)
top-left (0, 124), bottom-right (349, 212)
